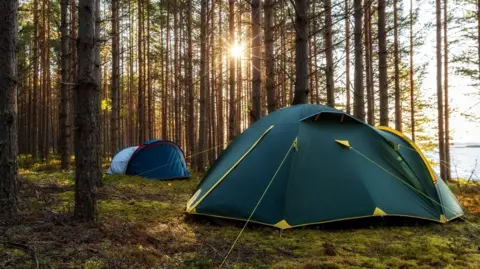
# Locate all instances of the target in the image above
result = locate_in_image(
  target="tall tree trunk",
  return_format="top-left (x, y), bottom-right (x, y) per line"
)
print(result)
top-left (209, 0), bottom-right (216, 163)
top-left (94, 0), bottom-right (103, 187)
top-left (292, 0), bottom-right (309, 105)
top-left (394, 0), bottom-right (401, 131)
top-left (251, 0), bottom-right (261, 122)
top-left (436, 0), bottom-right (446, 180)
top-left (39, 0), bottom-right (46, 160)
top-left (353, 0), bottom-right (364, 120)
top-left (60, 0), bottom-right (70, 169)
top-left (128, 0), bottom-right (134, 144)
top-left (111, 0), bottom-right (120, 155)
top-left (216, 1), bottom-right (224, 156)
top-left (281, 0), bottom-right (287, 107)
top-left (32, 0), bottom-right (39, 159)
top-left (325, 0), bottom-right (335, 107)
top-left (478, 0), bottom-right (480, 77)
top-left (0, 0), bottom-right (19, 215)
top-left (265, 0), bottom-right (276, 113)
top-left (228, 0), bottom-right (236, 141)
top-left (44, 0), bottom-right (51, 160)
top-left (70, 0), bottom-right (77, 152)
top-left (378, 0), bottom-right (388, 126)
top-left (147, 0), bottom-right (153, 140)
top-left (74, 0), bottom-right (100, 222)
top-left (187, 0), bottom-right (195, 165)
top-left (345, 0), bottom-right (351, 114)
top-left (137, 0), bottom-right (145, 144)
top-left (365, 4), bottom-right (374, 125)
top-left (444, 0), bottom-right (451, 181)
top-left (410, 0), bottom-right (415, 141)
top-left (162, 3), bottom-right (169, 140)
top-left (198, 0), bottom-right (208, 171)
top-left (236, 11), bottom-right (242, 135)
top-left (174, 8), bottom-right (180, 144)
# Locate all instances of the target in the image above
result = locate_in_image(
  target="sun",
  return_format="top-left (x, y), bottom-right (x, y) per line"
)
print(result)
top-left (231, 42), bottom-right (245, 58)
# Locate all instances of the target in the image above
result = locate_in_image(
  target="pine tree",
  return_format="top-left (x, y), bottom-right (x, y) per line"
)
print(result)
top-left (264, 0), bottom-right (276, 113)
top-left (0, 0), bottom-right (19, 215)
top-left (60, 0), bottom-right (70, 169)
top-left (378, 0), bottom-right (389, 126)
top-left (325, 0), bottom-right (335, 107)
top-left (292, 0), bottom-right (309, 105)
top-left (74, 0), bottom-right (101, 221)
top-left (251, 0), bottom-right (261, 122)
top-left (353, 0), bottom-right (364, 120)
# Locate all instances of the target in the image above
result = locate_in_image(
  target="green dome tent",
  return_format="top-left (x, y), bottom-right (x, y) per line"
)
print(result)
top-left (186, 105), bottom-right (463, 229)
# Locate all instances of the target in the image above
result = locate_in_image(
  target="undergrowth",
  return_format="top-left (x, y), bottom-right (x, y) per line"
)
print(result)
top-left (0, 160), bottom-right (479, 268)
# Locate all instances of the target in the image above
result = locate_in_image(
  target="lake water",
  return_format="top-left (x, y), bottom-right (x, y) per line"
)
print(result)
top-left (425, 144), bottom-right (480, 181)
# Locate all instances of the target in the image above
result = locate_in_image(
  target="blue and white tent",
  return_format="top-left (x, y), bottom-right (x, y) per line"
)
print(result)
top-left (107, 140), bottom-right (190, 180)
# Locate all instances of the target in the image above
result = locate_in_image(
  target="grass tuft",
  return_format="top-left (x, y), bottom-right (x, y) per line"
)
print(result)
top-left (1, 161), bottom-right (479, 268)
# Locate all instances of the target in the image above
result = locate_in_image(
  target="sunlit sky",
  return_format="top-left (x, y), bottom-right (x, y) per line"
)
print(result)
top-left (406, 0), bottom-right (480, 143)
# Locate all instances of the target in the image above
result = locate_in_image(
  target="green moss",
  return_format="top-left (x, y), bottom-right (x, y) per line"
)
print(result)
top-left (4, 171), bottom-right (480, 268)
top-left (83, 259), bottom-right (106, 269)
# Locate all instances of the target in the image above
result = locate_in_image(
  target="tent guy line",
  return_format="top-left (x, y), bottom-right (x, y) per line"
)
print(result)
top-left (219, 139), bottom-right (295, 268)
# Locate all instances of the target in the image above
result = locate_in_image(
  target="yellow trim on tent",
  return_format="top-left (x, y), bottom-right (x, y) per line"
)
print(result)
top-left (189, 212), bottom-right (279, 227)
top-left (440, 214), bottom-right (447, 223)
top-left (376, 126), bottom-right (437, 184)
top-left (274, 220), bottom-right (292, 229)
top-left (188, 211), bottom-right (447, 230)
top-left (291, 214), bottom-right (443, 228)
top-left (446, 213), bottom-right (463, 222)
top-left (186, 125), bottom-right (275, 213)
top-left (335, 140), bottom-right (352, 149)
top-left (373, 207), bottom-right (387, 216)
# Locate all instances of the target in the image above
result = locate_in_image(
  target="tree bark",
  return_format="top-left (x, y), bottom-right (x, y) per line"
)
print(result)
top-left (378, 0), bottom-right (388, 126)
top-left (216, 1), bottom-right (224, 156)
top-left (478, 0), bottom-right (480, 77)
top-left (162, 3), bottom-right (169, 140)
top-left (60, 0), bottom-right (70, 169)
top-left (345, 0), bottom-right (351, 114)
top-left (198, 0), bottom-right (208, 171)
top-left (251, 0), bottom-right (261, 122)
top-left (74, 0), bottom-right (101, 222)
top-left (353, 0), bottom-right (364, 121)
top-left (325, 0), bottom-right (335, 107)
top-left (228, 0), bottom-right (236, 141)
top-left (147, 0), bottom-right (153, 140)
top-left (187, 0), bottom-right (195, 165)
top-left (436, 0), bottom-right (446, 179)
top-left (265, 0), bottom-right (276, 113)
top-left (137, 0), bottom-right (145, 144)
top-left (32, 0), bottom-right (39, 159)
top-left (292, 0), bottom-right (309, 105)
top-left (410, 0), bottom-right (415, 141)
top-left (444, 0), bottom-right (451, 181)
top-left (394, 0), bottom-right (402, 131)
top-left (0, 0), bottom-right (19, 215)
top-left (365, 4), bottom-right (374, 125)
top-left (111, 0), bottom-right (120, 155)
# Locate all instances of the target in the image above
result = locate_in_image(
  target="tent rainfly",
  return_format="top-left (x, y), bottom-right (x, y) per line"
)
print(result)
top-left (107, 139), bottom-right (190, 180)
top-left (186, 105), bottom-right (463, 229)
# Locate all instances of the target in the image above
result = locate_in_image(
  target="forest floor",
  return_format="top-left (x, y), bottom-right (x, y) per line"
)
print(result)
top-left (1, 159), bottom-right (480, 269)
